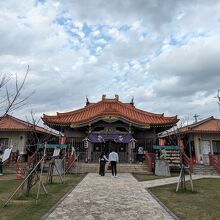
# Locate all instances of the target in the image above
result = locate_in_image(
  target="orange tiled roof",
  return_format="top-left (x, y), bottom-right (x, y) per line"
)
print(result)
top-left (42, 98), bottom-right (178, 127)
top-left (0, 114), bottom-right (57, 135)
top-left (182, 117), bottom-right (220, 133)
top-left (160, 116), bottom-right (220, 136)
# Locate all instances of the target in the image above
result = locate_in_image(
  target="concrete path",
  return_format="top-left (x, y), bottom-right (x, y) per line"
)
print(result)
top-left (140, 174), bottom-right (220, 188)
top-left (46, 173), bottom-right (174, 220)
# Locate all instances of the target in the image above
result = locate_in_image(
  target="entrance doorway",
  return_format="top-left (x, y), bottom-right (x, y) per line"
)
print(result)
top-left (201, 140), bottom-right (211, 165)
top-left (103, 141), bottom-right (112, 156)
top-left (92, 141), bottom-right (128, 162)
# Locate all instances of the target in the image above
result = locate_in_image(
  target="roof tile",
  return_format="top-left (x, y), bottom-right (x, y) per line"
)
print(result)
top-left (0, 114), bottom-right (57, 136)
top-left (42, 99), bottom-right (178, 126)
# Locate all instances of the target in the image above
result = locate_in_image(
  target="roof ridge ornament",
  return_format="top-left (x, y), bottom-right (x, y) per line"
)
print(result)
top-left (115, 94), bottom-right (119, 101)
top-left (130, 96), bottom-right (134, 106)
top-left (86, 96), bottom-right (90, 106)
top-left (102, 94), bottom-right (106, 100)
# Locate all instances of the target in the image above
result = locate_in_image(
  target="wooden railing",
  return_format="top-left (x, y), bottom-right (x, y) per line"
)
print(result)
top-left (182, 152), bottom-right (194, 172)
top-left (145, 152), bottom-right (154, 172)
top-left (209, 154), bottom-right (220, 173)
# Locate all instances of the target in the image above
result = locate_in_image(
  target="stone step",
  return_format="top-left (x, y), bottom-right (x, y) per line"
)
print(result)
top-left (71, 163), bottom-right (151, 174)
top-left (193, 165), bottom-right (220, 175)
top-left (194, 165), bottom-right (216, 168)
top-left (193, 168), bottom-right (218, 171)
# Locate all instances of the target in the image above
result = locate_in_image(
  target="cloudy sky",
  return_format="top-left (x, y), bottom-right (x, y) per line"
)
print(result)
top-left (1, 0), bottom-right (220, 124)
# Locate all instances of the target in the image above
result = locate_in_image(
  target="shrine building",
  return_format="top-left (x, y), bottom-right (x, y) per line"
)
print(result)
top-left (42, 95), bottom-right (178, 162)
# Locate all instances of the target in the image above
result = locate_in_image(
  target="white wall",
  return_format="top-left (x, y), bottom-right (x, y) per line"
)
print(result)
top-left (0, 131), bottom-right (27, 154)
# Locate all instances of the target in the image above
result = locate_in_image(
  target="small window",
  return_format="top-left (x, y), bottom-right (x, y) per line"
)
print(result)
top-left (0, 138), bottom-right (9, 150)
top-left (212, 140), bottom-right (220, 155)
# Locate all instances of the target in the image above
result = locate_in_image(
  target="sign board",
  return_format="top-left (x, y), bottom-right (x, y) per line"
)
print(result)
top-left (153, 145), bottom-right (181, 150)
top-left (53, 148), bottom-right (61, 157)
top-left (38, 144), bottom-right (67, 149)
top-left (88, 134), bottom-right (132, 143)
top-left (102, 115), bottom-right (118, 120)
top-left (153, 145), bottom-right (181, 168)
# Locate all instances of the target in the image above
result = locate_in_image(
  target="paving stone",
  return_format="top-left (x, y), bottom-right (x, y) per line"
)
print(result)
top-left (46, 173), bottom-right (174, 220)
top-left (46, 173), bottom-right (220, 220)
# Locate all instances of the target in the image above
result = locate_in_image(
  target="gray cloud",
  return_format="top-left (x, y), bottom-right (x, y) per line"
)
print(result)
top-left (150, 36), bottom-right (220, 98)
top-left (0, 0), bottom-right (220, 124)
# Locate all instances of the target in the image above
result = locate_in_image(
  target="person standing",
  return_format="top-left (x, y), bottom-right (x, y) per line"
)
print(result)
top-left (137, 146), bottom-right (144, 164)
top-left (109, 147), bottom-right (119, 177)
top-left (99, 152), bottom-right (108, 176)
top-left (0, 151), bottom-right (3, 176)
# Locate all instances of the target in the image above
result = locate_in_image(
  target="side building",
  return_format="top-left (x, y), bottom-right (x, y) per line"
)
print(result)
top-left (0, 114), bottom-right (58, 161)
top-left (159, 116), bottom-right (220, 165)
top-left (42, 95), bottom-right (178, 162)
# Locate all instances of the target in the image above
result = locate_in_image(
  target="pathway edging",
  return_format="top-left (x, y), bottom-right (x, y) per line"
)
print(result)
top-left (146, 188), bottom-right (179, 220)
top-left (41, 173), bottom-right (88, 220)
top-left (45, 173), bottom-right (175, 219)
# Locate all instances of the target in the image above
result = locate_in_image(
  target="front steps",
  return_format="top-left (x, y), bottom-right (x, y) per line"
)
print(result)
top-left (71, 162), bottom-right (151, 174)
top-left (193, 164), bottom-right (220, 175)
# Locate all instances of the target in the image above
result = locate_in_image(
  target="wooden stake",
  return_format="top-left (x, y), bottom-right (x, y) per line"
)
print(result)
top-left (36, 143), bottom-right (47, 203)
top-left (3, 156), bottom-right (44, 207)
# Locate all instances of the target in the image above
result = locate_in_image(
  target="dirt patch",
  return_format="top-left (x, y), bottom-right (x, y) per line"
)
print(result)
top-left (0, 174), bottom-right (17, 181)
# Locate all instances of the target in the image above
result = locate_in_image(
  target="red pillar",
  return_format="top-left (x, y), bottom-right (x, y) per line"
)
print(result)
top-left (60, 137), bottom-right (66, 144)
top-left (159, 138), bottom-right (165, 146)
top-left (179, 139), bottom-right (184, 153)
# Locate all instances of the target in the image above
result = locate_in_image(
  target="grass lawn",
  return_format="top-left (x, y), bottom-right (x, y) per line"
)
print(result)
top-left (0, 173), bottom-right (86, 220)
top-left (133, 172), bottom-right (179, 181)
top-left (150, 178), bottom-right (220, 220)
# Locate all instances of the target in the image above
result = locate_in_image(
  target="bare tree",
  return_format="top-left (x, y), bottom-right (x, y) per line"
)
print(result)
top-left (25, 110), bottom-right (58, 150)
top-left (162, 118), bottom-right (190, 147)
top-left (24, 110), bottom-right (59, 195)
top-left (0, 66), bottom-right (31, 118)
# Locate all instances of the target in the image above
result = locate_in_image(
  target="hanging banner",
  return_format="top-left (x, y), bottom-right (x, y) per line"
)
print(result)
top-left (88, 134), bottom-right (132, 143)
top-left (2, 148), bottom-right (12, 162)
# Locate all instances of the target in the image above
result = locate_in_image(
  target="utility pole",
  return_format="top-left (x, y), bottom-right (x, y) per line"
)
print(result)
top-left (215, 89), bottom-right (220, 115)
top-left (193, 114), bottom-right (200, 123)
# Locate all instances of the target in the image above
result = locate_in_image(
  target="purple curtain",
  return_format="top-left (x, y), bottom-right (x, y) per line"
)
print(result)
top-left (88, 134), bottom-right (132, 143)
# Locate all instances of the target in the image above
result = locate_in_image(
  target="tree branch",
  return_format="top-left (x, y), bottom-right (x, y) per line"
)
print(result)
top-left (0, 65), bottom-right (30, 118)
